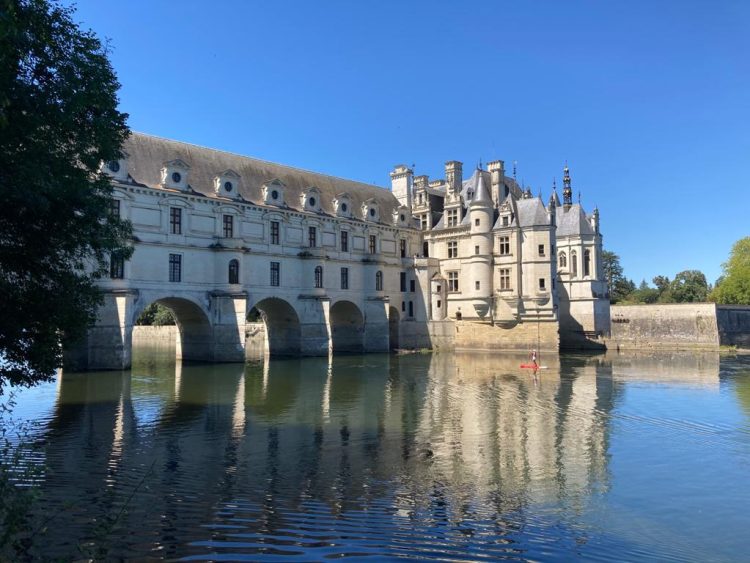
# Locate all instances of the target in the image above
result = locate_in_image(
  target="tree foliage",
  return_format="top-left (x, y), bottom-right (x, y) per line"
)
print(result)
top-left (136, 303), bottom-right (176, 326)
top-left (711, 237), bottom-right (750, 305)
top-left (0, 0), bottom-right (131, 389)
top-left (669, 270), bottom-right (709, 303)
top-left (602, 250), bottom-right (635, 303)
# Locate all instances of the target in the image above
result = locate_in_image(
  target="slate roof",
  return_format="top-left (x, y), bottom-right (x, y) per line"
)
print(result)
top-left (122, 132), bottom-right (402, 222)
top-left (515, 197), bottom-right (550, 227)
top-left (557, 204), bottom-right (595, 236)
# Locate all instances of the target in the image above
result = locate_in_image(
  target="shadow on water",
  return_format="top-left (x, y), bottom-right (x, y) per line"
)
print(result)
top-left (7, 347), bottom-right (750, 560)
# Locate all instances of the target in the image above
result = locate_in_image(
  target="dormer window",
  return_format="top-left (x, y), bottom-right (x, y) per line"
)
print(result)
top-left (262, 179), bottom-right (286, 206)
top-left (224, 181), bottom-right (233, 192)
top-left (214, 169), bottom-right (241, 199)
top-left (362, 199), bottom-right (379, 222)
top-left (334, 193), bottom-right (352, 217)
top-left (393, 205), bottom-right (410, 227)
top-left (161, 159), bottom-right (190, 191)
top-left (108, 161), bottom-right (120, 173)
top-left (101, 152), bottom-right (129, 181)
top-left (301, 187), bottom-right (321, 212)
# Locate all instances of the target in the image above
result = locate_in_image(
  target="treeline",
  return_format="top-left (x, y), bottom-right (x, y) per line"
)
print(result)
top-left (605, 237), bottom-right (750, 305)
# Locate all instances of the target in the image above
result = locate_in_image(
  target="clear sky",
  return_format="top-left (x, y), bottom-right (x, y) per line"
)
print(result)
top-left (69, 0), bottom-right (749, 285)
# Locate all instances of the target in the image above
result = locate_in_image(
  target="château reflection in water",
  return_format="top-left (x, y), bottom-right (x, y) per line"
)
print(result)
top-left (28, 348), bottom-right (734, 560)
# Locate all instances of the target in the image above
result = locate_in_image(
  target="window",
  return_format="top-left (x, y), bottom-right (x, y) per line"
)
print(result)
top-left (475, 218), bottom-right (480, 227)
top-left (409, 301), bottom-right (414, 317)
top-left (447, 241), bottom-right (458, 258)
top-left (447, 209), bottom-right (458, 227)
top-left (308, 226), bottom-right (317, 247)
top-left (314, 265), bottom-right (323, 288)
top-left (402, 301), bottom-right (406, 312)
top-left (309, 196), bottom-right (316, 207)
top-left (475, 245), bottom-right (480, 255)
top-left (223, 214), bottom-right (234, 238)
top-left (572, 252), bottom-right (578, 277)
top-left (423, 241), bottom-right (429, 257)
top-left (400, 272), bottom-right (406, 292)
top-left (436, 285), bottom-right (441, 292)
top-left (538, 244), bottom-right (545, 257)
top-left (341, 267), bottom-right (349, 289)
top-left (375, 270), bottom-right (383, 291)
top-left (410, 279), bottom-right (415, 292)
top-left (539, 278), bottom-right (546, 290)
top-left (559, 251), bottom-right (567, 268)
top-left (499, 236), bottom-right (510, 255)
top-left (418, 193), bottom-right (423, 205)
top-left (171, 171), bottom-right (181, 183)
top-left (499, 268), bottom-right (511, 290)
top-left (270, 221), bottom-right (280, 245)
top-left (502, 216), bottom-right (509, 227)
top-left (170, 207), bottom-right (182, 234)
top-left (109, 199), bottom-right (120, 218)
top-left (421, 215), bottom-right (428, 230)
top-left (224, 181), bottom-right (233, 192)
top-left (108, 160), bottom-right (120, 173)
top-left (270, 262), bottom-right (280, 286)
top-left (369, 235), bottom-right (377, 254)
top-left (340, 231), bottom-right (348, 252)
top-left (437, 300), bottom-right (441, 308)
top-left (228, 259), bottom-right (239, 284)
top-left (169, 254), bottom-right (181, 282)
top-left (475, 281), bottom-right (480, 290)
top-left (400, 239), bottom-right (407, 258)
top-left (109, 252), bottom-right (124, 279)
top-left (584, 249), bottom-right (591, 277)
top-left (448, 271), bottom-right (459, 292)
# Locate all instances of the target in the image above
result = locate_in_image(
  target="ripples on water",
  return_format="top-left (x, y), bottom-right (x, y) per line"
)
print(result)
top-left (4, 349), bottom-right (750, 561)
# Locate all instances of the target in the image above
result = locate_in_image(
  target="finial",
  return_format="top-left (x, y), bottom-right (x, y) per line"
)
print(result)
top-left (513, 160), bottom-right (517, 180)
top-left (552, 177), bottom-right (557, 190)
top-left (562, 163), bottom-right (573, 209)
top-left (578, 191), bottom-right (581, 204)
top-left (478, 158), bottom-right (482, 170)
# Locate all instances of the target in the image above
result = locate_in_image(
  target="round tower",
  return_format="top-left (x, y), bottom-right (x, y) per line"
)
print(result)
top-left (468, 169), bottom-right (493, 308)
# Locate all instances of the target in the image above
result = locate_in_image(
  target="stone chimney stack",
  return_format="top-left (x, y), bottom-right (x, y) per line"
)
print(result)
top-left (390, 164), bottom-right (413, 209)
top-left (487, 160), bottom-right (505, 206)
top-left (413, 175), bottom-right (429, 191)
top-left (445, 161), bottom-right (463, 200)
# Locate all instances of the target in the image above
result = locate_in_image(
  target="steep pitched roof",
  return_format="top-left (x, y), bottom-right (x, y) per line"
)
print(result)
top-left (557, 204), bottom-right (595, 236)
top-left (515, 197), bottom-right (550, 227)
top-left (122, 132), bottom-right (401, 222)
top-left (460, 168), bottom-right (492, 205)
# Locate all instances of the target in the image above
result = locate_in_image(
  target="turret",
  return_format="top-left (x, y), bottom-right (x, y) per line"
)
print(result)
top-left (390, 164), bottom-right (413, 209)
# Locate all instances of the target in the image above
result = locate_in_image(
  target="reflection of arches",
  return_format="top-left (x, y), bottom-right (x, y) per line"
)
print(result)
top-left (389, 306), bottom-right (400, 350)
top-left (134, 297), bottom-right (212, 362)
top-left (251, 297), bottom-right (301, 356)
top-left (330, 300), bottom-right (364, 354)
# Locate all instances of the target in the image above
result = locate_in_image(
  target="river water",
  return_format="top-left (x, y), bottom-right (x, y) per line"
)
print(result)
top-left (3, 348), bottom-right (750, 561)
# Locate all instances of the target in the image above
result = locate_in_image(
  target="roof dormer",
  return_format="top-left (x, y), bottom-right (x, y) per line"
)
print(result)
top-left (214, 169), bottom-right (242, 199)
top-left (261, 179), bottom-right (286, 207)
top-left (300, 186), bottom-right (321, 213)
top-left (393, 205), bottom-right (411, 228)
top-left (161, 159), bottom-right (190, 191)
top-left (334, 192), bottom-right (352, 218)
top-left (101, 151), bottom-right (129, 182)
top-left (362, 198), bottom-right (380, 222)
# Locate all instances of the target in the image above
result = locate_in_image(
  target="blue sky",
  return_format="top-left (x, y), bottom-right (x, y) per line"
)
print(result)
top-left (70, 0), bottom-right (749, 285)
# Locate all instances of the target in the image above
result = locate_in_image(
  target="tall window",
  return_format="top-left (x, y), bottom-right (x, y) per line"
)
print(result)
top-left (499, 268), bottom-right (511, 290)
top-left (499, 236), bottom-right (510, 255)
top-left (109, 252), bottom-right (124, 279)
top-left (400, 272), bottom-right (407, 292)
top-left (572, 251), bottom-right (578, 277)
top-left (538, 244), bottom-right (545, 257)
top-left (475, 281), bottom-right (480, 290)
top-left (475, 245), bottom-right (480, 255)
top-left (270, 221), bottom-right (280, 245)
top-left (539, 278), bottom-right (546, 290)
top-left (400, 239), bottom-right (407, 258)
top-left (502, 216), bottom-right (509, 227)
top-left (410, 279), bottom-right (415, 292)
top-left (228, 259), bottom-right (239, 284)
top-left (314, 265), bottom-right (323, 288)
top-left (447, 241), bottom-right (458, 258)
top-left (170, 207), bottom-right (182, 234)
top-left (421, 215), bottom-right (428, 230)
top-left (369, 235), bottom-right (377, 254)
top-left (270, 262), bottom-right (280, 286)
top-left (169, 254), bottom-right (181, 282)
top-left (308, 226), bottom-right (317, 247)
top-left (340, 230), bottom-right (348, 251)
top-left (559, 251), bottom-right (567, 268)
top-left (408, 301), bottom-right (414, 317)
top-left (447, 209), bottom-right (458, 227)
top-left (223, 214), bottom-right (234, 238)
top-left (375, 270), bottom-right (383, 291)
top-left (584, 249), bottom-right (591, 277)
top-left (448, 271), bottom-right (459, 292)
top-left (341, 267), bottom-right (349, 289)
top-left (109, 199), bottom-right (120, 218)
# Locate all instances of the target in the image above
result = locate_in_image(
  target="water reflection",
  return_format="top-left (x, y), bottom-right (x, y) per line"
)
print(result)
top-left (15, 349), bottom-right (750, 560)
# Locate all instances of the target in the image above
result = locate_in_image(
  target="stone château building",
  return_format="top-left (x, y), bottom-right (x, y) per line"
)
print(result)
top-left (70, 132), bottom-right (609, 369)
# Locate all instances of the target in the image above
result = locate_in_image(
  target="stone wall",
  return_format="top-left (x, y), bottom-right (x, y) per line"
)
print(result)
top-left (716, 305), bottom-right (750, 349)
top-left (607, 304), bottom-right (720, 350)
top-left (132, 325), bottom-right (178, 345)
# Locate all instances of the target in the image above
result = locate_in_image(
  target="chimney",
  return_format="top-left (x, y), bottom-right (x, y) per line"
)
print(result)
top-left (487, 160), bottom-right (505, 206)
top-left (445, 161), bottom-right (463, 199)
top-left (390, 164), bottom-right (413, 209)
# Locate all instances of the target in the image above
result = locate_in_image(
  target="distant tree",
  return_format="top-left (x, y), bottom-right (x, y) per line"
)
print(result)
top-left (0, 0), bottom-right (131, 390)
top-left (670, 270), bottom-right (709, 303)
top-left (711, 237), bottom-right (750, 305)
top-left (624, 280), bottom-right (659, 304)
top-left (602, 250), bottom-right (635, 303)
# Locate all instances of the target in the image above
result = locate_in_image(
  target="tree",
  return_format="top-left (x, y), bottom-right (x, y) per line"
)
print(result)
top-left (136, 303), bottom-right (176, 326)
top-left (602, 250), bottom-right (635, 303)
top-left (711, 237), bottom-right (750, 304)
top-left (0, 0), bottom-right (131, 390)
top-left (669, 270), bottom-right (709, 303)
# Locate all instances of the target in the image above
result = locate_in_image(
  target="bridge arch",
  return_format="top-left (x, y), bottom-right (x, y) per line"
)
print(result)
top-left (330, 300), bottom-right (365, 354)
top-left (249, 297), bottom-right (301, 356)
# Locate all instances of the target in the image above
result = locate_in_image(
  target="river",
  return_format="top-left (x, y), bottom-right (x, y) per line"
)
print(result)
top-left (3, 348), bottom-right (750, 561)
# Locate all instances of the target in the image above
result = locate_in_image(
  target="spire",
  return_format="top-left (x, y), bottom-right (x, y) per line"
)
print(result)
top-left (513, 160), bottom-right (517, 180)
top-left (470, 169), bottom-right (491, 206)
top-left (563, 163), bottom-right (572, 209)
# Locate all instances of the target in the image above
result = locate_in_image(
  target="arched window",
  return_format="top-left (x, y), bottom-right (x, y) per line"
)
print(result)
top-left (314, 265), bottom-right (323, 288)
top-left (375, 270), bottom-right (383, 291)
top-left (584, 249), bottom-right (591, 277)
top-left (558, 251), bottom-right (567, 269)
top-left (571, 251), bottom-right (578, 277)
top-left (228, 259), bottom-right (239, 284)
